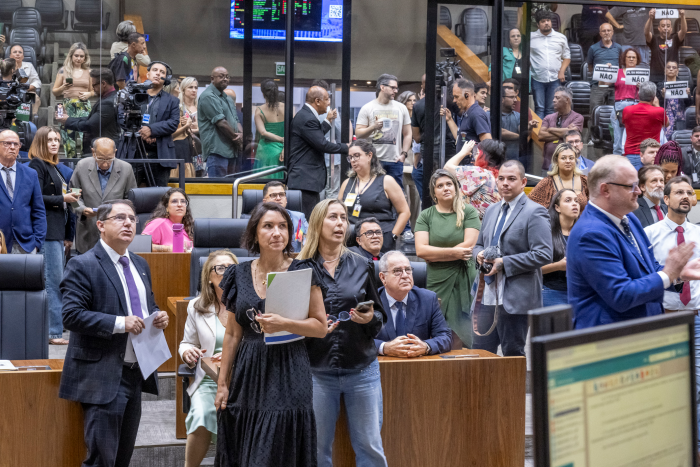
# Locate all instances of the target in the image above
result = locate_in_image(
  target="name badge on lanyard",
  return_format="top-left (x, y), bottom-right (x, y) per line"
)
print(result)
top-left (344, 192), bottom-right (357, 207)
top-left (142, 114), bottom-right (151, 124)
top-left (352, 202), bottom-right (362, 217)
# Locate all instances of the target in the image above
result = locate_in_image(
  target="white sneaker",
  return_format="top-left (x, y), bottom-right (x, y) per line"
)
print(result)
top-left (402, 231), bottom-right (415, 243)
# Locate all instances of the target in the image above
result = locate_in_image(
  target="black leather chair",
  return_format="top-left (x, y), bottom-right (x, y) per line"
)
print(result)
top-left (566, 81), bottom-right (591, 120)
top-left (565, 13), bottom-right (581, 44)
top-left (686, 33), bottom-right (700, 55)
top-left (678, 65), bottom-right (693, 88)
top-left (127, 187), bottom-right (171, 234)
top-left (35, 0), bottom-right (67, 32)
top-left (455, 8), bottom-right (489, 58)
top-left (11, 8), bottom-right (45, 39)
top-left (675, 18), bottom-right (700, 34)
top-left (70, 0), bottom-right (110, 48)
top-left (240, 189), bottom-right (303, 218)
top-left (502, 9), bottom-right (517, 43)
top-left (551, 12), bottom-right (561, 32)
top-left (346, 223), bottom-right (358, 248)
top-left (568, 43), bottom-right (584, 81)
top-left (0, 0), bottom-right (22, 24)
top-left (672, 129), bottom-right (693, 155)
top-left (439, 5), bottom-right (452, 30)
top-left (5, 44), bottom-right (43, 79)
top-left (0, 255), bottom-right (47, 360)
top-left (189, 219), bottom-right (252, 296)
top-left (372, 260), bottom-right (427, 289)
top-left (685, 107), bottom-right (696, 127)
top-left (9, 27), bottom-right (45, 65)
top-left (590, 105), bottom-right (615, 152)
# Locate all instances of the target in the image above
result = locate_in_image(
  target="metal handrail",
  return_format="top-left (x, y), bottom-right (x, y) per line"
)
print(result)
top-left (525, 173), bottom-right (544, 182)
top-left (231, 166), bottom-right (287, 218)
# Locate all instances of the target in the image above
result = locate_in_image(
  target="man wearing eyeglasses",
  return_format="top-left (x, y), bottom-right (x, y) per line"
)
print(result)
top-left (375, 251), bottom-right (451, 357)
top-left (0, 129), bottom-right (46, 254)
top-left (563, 129), bottom-right (595, 175)
top-left (349, 217), bottom-right (384, 261)
top-left (69, 138), bottom-right (137, 254)
top-left (568, 155), bottom-right (700, 329)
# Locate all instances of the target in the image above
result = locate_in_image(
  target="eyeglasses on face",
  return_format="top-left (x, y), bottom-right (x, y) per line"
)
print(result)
top-left (347, 154), bottom-right (363, 162)
top-left (210, 265), bottom-right (229, 275)
top-left (104, 214), bottom-right (139, 224)
top-left (382, 85), bottom-right (399, 91)
top-left (360, 229), bottom-right (383, 238)
top-left (95, 157), bottom-right (114, 162)
top-left (266, 192), bottom-right (286, 200)
top-left (170, 199), bottom-right (189, 206)
top-left (607, 181), bottom-right (639, 193)
top-left (382, 267), bottom-right (414, 277)
top-left (0, 141), bottom-right (20, 148)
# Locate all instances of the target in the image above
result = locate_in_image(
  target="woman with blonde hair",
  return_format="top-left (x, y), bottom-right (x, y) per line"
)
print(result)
top-left (180, 249), bottom-right (238, 467)
top-left (415, 169), bottom-right (481, 345)
top-left (28, 126), bottom-right (80, 345)
top-left (52, 42), bottom-right (94, 157)
top-left (529, 143), bottom-right (589, 209)
top-left (171, 77), bottom-right (199, 178)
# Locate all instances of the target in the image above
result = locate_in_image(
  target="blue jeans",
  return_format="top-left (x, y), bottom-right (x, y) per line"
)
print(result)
top-left (312, 360), bottom-right (387, 467)
top-left (612, 100), bottom-right (636, 155)
top-left (380, 160), bottom-right (410, 233)
top-left (40, 240), bottom-right (65, 339)
top-left (542, 286), bottom-right (568, 307)
top-left (206, 154), bottom-right (238, 178)
top-left (532, 79), bottom-right (560, 118)
top-left (625, 154), bottom-right (642, 170)
top-left (412, 160), bottom-right (424, 205)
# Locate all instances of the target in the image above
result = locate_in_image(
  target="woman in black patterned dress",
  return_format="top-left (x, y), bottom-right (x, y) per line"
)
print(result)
top-left (214, 202), bottom-right (335, 467)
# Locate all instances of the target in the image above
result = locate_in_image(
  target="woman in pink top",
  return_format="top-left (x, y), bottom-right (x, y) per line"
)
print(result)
top-left (612, 47), bottom-right (642, 155)
top-left (142, 188), bottom-right (194, 252)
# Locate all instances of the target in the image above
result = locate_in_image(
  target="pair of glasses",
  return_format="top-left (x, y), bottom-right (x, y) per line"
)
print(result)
top-left (382, 267), bottom-right (414, 277)
top-left (170, 199), bottom-right (189, 206)
top-left (105, 214), bottom-right (139, 224)
top-left (95, 157), bottom-right (114, 162)
top-left (266, 192), bottom-right (286, 200)
top-left (327, 311), bottom-right (351, 324)
top-left (210, 265), bottom-right (229, 275)
top-left (246, 308), bottom-right (262, 333)
top-left (383, 85), bottom-right (398, 91)
top-left (360, 229), bottom-right (383, 238)
top-left (607, 181), bottom-right (639, 193)
top-left (347, 154), bottom-right (362, 162)
top-left (0, 141), bottom-right (20, 148)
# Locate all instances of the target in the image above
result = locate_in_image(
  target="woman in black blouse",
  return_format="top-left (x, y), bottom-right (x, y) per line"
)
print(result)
top-left (297, 198), bottom-right (388, 467)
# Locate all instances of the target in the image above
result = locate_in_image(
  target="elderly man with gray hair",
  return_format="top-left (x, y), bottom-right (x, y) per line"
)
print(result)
top-left (621, 81), bottom-right (669, 170)
top-left (374, 250), bottom-right (452, 357)
top-left (567, 155), bottom-right (700, 329)
top-left (538, 86), bottom-right (584, 176)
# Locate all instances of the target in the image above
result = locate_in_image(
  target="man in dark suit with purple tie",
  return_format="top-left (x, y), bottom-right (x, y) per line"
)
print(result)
top-left (59, 199), bottom-right (169, 467)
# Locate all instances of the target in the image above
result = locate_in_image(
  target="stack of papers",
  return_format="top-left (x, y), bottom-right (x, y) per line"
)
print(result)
top-left (0, 360), bottom-right (18, 371)
top-left (264, 269), bottom-right (312, 345)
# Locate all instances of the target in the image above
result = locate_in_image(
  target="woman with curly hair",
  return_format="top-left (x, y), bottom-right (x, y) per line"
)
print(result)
top-left (654, 141), bottom-right (685, 184)
top-left (142, 188), bottom-right (195, 252)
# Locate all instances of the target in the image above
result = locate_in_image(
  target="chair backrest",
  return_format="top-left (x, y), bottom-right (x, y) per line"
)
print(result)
top-left (458, 8), bottom-right (488, 55)
top-left (677, 64), bottom-right (693, 86)
top-left (4, 44), bottom-right (37, 68)
top-left (566, 81), bottom-right (591, 119)
top-left (35, 0), bottom-right (65, 25)
top-left (569, 13), bottom-right (582, 43)
top-left (568, 43), bottom-right (584, 81)
top-left (240, 189), bottom-right (303, 217)
top-left (0, 255), bottom-right (47, 360)
top-left (439, 6), bottom-right (452, 30)
top-left (672, 129), bottom-right (693, 155)
top-left (74, 0), bottom-right (102, 23)
top-left (346, 223), bottom-right (358, 247)
top-left (9, 27), bottom-right (41, 53)
top-left (502, 10), bottom-right (517, 43)
top-left (12, 7), bottom-right (41, 31)
top-left (0, 0), bottom-right (22, 23)
top-left (686, 33), bottom-right (700, 54)
top-left (551, 12), bottom-right (561, 32)
top-left (372, 260), bottom-right (428, 289)
top-left (685, 107), bottom-right (696, 128)
top-left (127, 187), bottom-right (171, 234)
top-left (592, 105), bottom-right (615, 141)
top-left (679, 47), bottom-right (699, 69)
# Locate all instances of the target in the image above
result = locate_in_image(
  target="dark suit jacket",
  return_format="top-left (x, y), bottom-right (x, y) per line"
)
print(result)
top-left (567, 205), bottom-right (664, 329)
top-left (59, 241), bottom-right (159, 404)
top-left (64, 89), bottom-right (121, 150)
top-left (374, 286), bottom-right (452, 355)
top-left (682, 148), bottom-right (700, 189)
top-left (27, 158), bottom-right (71, 242)
top-left (288, 104), bottom-right (348, 192)
top-left (0, 161), bottom-right (46, 252)
top-left (631, 197), bottom-right (668, 229)
top-left (349, 245), bottom-right (382, 260)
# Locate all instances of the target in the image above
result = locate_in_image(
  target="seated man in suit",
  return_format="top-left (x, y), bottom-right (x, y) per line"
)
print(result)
top-left (375, 251), bottom-right (452, 357)
top-left (682, 127), bottom-right (700, 189)
top-left (632, 165), bottom-right (667, 228)
top-left (349, 217), bottom-right (384, 261)
top-left (69, 138), bottom-right (137, 254)
top-left (59, 199), bottom-right (169, 467)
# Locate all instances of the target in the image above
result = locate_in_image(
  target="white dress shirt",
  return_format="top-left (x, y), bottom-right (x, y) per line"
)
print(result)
top-left (529, 29), bottom-right (571, 83)
top-left (645, 217), bottom-right (700, 311)
top-left (102, 239), bottom-right (149, 363)
top-left (0, 159), bottom-right (16, 191)
top-left (588, 202), bottom-right (670, 288)
top-left (20, 62), bottom-right (41, 91)
top-left (378, 292), bottom-right (409, 355)
top-left (305, 103), bottom-right (331, 126)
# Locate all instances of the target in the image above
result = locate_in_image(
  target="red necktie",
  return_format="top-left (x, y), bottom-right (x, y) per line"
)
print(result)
top-left (654, 205), bottom-right (664, 221)
top-left (676, 226), bottom-right (692, 306)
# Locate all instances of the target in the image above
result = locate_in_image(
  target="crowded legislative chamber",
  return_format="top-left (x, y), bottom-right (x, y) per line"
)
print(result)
top-left (2, 0), bottom-right (700, 465)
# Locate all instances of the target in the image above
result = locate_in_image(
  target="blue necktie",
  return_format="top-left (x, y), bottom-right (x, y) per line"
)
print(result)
top-left (485, 204), bottom-right (509, 284)
top-left (394, 301), bottom-right (406, 337)
top-left (118, 256), bottom-right (146, 319)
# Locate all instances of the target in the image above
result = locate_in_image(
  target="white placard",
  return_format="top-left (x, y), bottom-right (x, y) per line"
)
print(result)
top-left (625, 68), bottom-right (650, 85)
top-left (263, 268), bottom-right (312, 345)
top-left (592, 65), bottom-right (619, 83)
top-left (665, 81), bottom-right (688, 99)
top-left (657, 9), bottom-right (678, 19)
top-left (129, 312), bottom-right (172, 379)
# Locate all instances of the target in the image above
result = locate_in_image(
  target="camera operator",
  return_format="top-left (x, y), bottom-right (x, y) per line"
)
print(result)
top-left (119, 61), bottom-right (179, 187)
top-left (55, 68), bottom-right (120, 153)
top-left (0, 58), bottom-right (37, 147)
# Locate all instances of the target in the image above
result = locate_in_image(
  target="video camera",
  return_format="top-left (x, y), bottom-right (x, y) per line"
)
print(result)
top-left (0, 68), bottom-right (35, 130)
top-left (117, 79), bottom-right (153, 131)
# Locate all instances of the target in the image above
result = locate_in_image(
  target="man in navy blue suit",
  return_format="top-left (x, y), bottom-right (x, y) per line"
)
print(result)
top-left (567, 155), bottom-right (700, 329)
top-left (59, 199), bottom-right (169, 467)
top-left (375, 251), bottom-right (452, 357)
top-left (0, 130), bottom-right (46, 253)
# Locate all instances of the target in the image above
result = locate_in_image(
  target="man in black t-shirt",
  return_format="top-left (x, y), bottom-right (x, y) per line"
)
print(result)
top-left (645, 8), bottom-right (687, 82)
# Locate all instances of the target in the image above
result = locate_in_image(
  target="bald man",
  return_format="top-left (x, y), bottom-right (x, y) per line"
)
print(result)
top-left (198, 66), bottom-right (242, 178)
top-left (288, 85), bottom-right (349, 218)
top-left (69, 138), bottom-right (137, 253)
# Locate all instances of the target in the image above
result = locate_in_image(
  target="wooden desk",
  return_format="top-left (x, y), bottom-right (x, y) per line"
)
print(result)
top-left (136, 253), bottom-right (191, 371)
top-left (169, 296), bottom-right (192, 439)
top-left (0, 360), bottom-right (85, 466)
top-left (333, 349), bottom-right (526, 467)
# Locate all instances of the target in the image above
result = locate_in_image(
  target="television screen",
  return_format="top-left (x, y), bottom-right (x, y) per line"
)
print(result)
top-left (230, 0), bottom-right (343, 42)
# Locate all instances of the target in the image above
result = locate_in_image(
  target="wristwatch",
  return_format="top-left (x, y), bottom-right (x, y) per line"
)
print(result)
top-left (400, 150), bottom-right (408, 158)
top-left (392, 233), bottom-right (399, 241)
top-left (424, 343), bottom-right (431, 355)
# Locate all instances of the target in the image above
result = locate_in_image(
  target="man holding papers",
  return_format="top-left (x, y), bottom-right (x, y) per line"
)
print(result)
top-left (59, 199), bottom-right (169, 467)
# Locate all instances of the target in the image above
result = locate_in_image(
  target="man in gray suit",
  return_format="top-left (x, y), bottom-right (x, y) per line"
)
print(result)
top-left (473, 160), bottom-right (553, 356)
top-left (69, 138), bottom-right (137, 254)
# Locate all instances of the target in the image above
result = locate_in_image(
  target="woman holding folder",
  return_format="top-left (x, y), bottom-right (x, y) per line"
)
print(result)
top-left (214, 202), bottom-right (335, 467)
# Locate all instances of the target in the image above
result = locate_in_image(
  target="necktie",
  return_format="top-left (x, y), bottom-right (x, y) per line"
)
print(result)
top-left (653, 205), bottom-right (664, 222)
top-left (118, 256), bottom-right (146, 319)
top-left (485, 203), bottom-right (510, 285)
top-left (394, 301), bottom-right (406, 337)
top-left (676, 226), bottom-right (692, 306)
top-left (2, 166), bottom-right (13, 200)
top-left (620, 217), bottom-right (641, 255)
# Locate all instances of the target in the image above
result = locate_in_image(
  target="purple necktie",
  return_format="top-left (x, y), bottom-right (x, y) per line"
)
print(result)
top-left (118, 256), bottom-right (146, 319)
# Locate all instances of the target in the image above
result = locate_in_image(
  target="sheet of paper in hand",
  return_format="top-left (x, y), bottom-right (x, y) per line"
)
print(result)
top-left (657, 9), bottom-right (678, 19)
top-left (129, 312), bottom-right (172, 379)
top-left (592, 65), bottom-right (618, 83)
top-left (264, 268), bottom-right (312, 345)
top-left (625, 68), bottom-right (649, 85)
top-left (665, 81), bottom-right (688, 99)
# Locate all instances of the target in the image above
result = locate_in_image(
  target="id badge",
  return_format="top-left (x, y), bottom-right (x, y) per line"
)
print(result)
top-left (694, 173), bottom-right (698, 183)
top-left (514, 66), bottom-right (522, 75)
top-left (352, 203), bottom-right (362, 217)
top-left (142, 114), bottom-right (151, 124)
top-left (61, 181), bottom-right (67, 195)
top-left (344, 192), bottom-right (357, 207)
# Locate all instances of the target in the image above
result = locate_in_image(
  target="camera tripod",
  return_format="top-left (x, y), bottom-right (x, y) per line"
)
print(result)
top-left (117, 127), bottom-right (156, 187)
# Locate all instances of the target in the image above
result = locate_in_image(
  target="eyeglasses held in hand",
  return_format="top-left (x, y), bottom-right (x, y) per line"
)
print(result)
top-left (246, 308), bottom-right (262, 333)
top-left (382, 267), bottom-right (414, 277)
top-left (210, 265), bottom-right (229, 275)
top-left (360, 229), bottom-right (383, 238)
top-left (327, 311), bottom-right (351, 324)
top-left (104, 214), bottom-right (139, 224)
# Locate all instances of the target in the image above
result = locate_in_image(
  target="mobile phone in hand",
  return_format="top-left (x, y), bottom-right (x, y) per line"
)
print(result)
top-left (56, 104), bottom-right (64, 118)
top-left (354, 300), bottom-right (374, 312)
top-left (65, 77), bottom-right (73, 85)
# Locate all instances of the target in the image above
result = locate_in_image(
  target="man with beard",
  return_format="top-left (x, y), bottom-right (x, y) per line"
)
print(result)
top-left (632, 165), bottom-right (667, 228)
